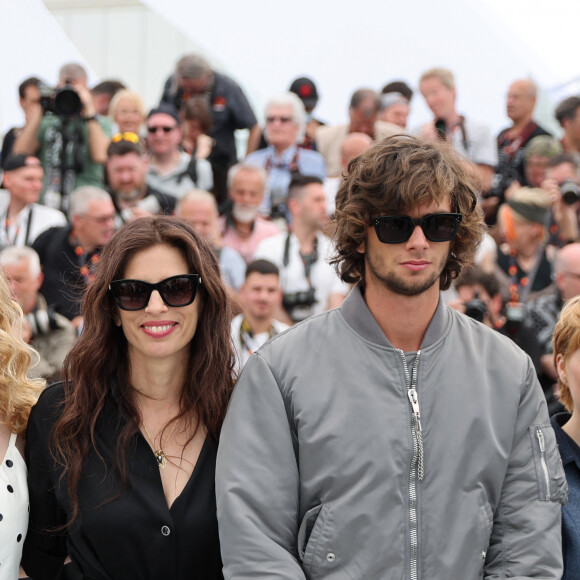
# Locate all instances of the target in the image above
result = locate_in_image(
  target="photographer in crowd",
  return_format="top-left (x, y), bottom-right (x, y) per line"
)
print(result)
top-left (245, 93), bottom-right (326, 221)
top-left (528, 243), bottom-right (580, 409)
top-left (160, 53), bottom-right (260, 205)
top-left (0, 76), bottom-right (42, 171)
top-left (491, 80), bottom-right (552, 214)
top-left (12, 63), bottom-right (110, 212)
top-left (105, 132), bottom-right (176, 226)
top-left (32, 186), bottom-right (116, 330)
top-left (253, 174), bottom-right (349, 323)
top-left (230, 259), bottom-right (288, 373)
top-left (541, 153), bottom-right (580, 247)
top-left (0, 154), bottom-right (67, 248)
top-left (451, 266), bottom-right (541, 374)
top-left (0, 246), bottom-right (76, 382)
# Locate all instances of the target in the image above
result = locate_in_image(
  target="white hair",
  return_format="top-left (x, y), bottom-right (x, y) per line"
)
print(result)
top-left (69, 186), bottom-right (111, 218)
top-left (227, 163), bottom-right (267, 193)
top-left (264, 92), bottom-right (306, 144)
top-left (0, 246), bottom-right (41, 277)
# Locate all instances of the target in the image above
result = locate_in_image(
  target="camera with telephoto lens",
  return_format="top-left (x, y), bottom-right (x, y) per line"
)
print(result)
top-left (560, 180), bottom-right (580, 206)
top-left (464, 292), bottom-right (487, 323)
top-left (283, 287), bottom-right (317, 322)
top-left (39, 83), bottom-right (83, 117)
top-left (26, 307), bottom-right (60, 339)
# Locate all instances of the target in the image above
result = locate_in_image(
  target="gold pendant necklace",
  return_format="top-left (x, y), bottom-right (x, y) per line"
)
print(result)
top-left (142, 420), bottom-right (179, 470)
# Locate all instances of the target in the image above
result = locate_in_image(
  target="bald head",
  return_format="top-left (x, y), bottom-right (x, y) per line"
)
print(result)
top-left (175, 190), bottom-right (219, 244)
top-left (340, 132), bottom-right (373, 170)
top-left (507, 80), bottom-right (537, 125)
top-left (555, 243), bottom-right (580, 300)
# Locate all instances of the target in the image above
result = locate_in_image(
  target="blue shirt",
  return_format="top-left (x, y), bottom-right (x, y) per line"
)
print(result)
top-left (244, 145), bottom-right (326, 215)
top-left (552, 412), bottom-right (580, 580)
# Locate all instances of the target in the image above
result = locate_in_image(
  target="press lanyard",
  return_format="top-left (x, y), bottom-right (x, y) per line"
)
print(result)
top-left (4, 206), bottom-right (34, 246)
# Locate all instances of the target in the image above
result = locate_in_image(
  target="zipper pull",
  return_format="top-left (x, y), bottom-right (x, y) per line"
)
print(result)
top-left (536, 427), bottom-right (545, 452)
top-left (408, 388), bottom-right (422, 432)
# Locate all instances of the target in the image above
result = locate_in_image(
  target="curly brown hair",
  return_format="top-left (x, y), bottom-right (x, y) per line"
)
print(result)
top-left (331, 135), bottom-right (485, 290)
top-left (54, 216), bottom-right (236, 524)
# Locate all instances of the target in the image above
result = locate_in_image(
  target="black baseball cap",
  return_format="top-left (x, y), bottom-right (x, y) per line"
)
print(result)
top-left (147, 103), bottom-right (181, 125)
top-left (3, 154), bottom-right (42, 172)
top-left (289, 77), bottom-right (319, 110)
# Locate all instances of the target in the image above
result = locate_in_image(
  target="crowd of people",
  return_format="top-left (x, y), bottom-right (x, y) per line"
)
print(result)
top-left (0, 52), bottom-right (579, 578)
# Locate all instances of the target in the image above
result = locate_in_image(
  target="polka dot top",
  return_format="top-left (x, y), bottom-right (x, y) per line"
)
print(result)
top-left (0, 433), bottom-right (28, 580)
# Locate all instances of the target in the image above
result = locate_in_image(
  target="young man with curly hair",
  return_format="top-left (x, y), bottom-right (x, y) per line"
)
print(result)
top-left (217, 135), bottom-right (566, 579)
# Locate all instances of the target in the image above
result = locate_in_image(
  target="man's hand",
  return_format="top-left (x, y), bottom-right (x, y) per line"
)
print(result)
top-left (541, 177), bottom-right (579, 243)
top-left (71, 82), bottom-right (96, 118)
top-left (12, 103), bottom-right (43, 155)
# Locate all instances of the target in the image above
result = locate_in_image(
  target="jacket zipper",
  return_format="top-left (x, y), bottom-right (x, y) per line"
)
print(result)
top-left (398, 350), bottom-right (423, 580)
top-left (536, 427), bottom-right (551, 501)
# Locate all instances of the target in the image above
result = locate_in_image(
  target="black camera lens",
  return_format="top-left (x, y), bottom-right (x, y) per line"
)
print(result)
top-left (37, 84), bottom-right (82, 117)
top-left (464, 298), bottom-right (487, 322)
top-left (54, 86), bottom-right (82, 117)
top-left (561, 180), bottom-right (580, 206)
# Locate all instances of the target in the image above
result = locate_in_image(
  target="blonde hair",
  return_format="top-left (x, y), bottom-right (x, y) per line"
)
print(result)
top-left (553, 295), bottom-right (580, 412)
top-left (0, 272), bottom-right (44, 434)
top-left (110, 89), bottom-right (146, 122)
top-left (419, 67), bottom-right (455, 90)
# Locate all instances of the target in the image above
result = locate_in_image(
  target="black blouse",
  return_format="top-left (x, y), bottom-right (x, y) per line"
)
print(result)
top-left (22, 383), bottom-right (223, 580)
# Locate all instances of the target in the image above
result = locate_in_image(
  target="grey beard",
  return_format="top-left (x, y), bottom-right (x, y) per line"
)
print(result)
top-left (232, 204), bottom-right (259, 224)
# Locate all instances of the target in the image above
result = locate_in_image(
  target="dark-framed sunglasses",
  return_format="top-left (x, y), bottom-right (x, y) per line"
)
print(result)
top-left (109, 274), bottom-right (202, 311)
top-left (147, 125), bottom-right (176, 134)
top-left (372, 213), bottom-right (462, 244)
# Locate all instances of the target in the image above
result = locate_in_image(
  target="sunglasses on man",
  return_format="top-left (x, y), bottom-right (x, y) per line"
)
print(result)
top-left (109, 274), bottom-right (202, 311)
top-left (147, 125), bottom-right (177, 134)
top-left (372, 213), bottom-right (462, 244)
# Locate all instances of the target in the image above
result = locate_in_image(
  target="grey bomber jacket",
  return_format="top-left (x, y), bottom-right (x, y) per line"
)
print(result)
top-left (216, 285), bottom-right (567, 579)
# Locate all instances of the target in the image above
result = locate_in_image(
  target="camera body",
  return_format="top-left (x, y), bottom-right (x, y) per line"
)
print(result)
top-left (39, 83), bottom-right (82, 117)
top-left (464, 293), bottom-right (487, 323)
top-left (560, 180), bottom-right (580, 206)
top-left (283, 287), bottom-right (317, 322)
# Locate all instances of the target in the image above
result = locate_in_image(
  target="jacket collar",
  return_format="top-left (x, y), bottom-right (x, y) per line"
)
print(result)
top-left (339, 283), bottom-right (448, 351)
top-left (551, 412), bottom-right (580, 469)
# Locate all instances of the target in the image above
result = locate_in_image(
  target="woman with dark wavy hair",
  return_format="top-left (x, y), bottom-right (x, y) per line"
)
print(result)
top-left (22, 216), bottom-right (235, 580)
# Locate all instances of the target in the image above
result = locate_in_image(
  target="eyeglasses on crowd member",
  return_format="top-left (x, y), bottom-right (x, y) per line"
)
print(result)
top-left (22, 216), bottom-right (235, 580)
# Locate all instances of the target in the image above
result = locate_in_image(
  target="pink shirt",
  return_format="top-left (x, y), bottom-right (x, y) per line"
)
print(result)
top-left (221, 216), bottom-right (281, 264)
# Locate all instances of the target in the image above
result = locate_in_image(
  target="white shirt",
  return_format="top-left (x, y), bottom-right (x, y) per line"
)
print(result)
top-left (230, 313), bottom-right (289, 373)
top-left (254, 231), bottom-right (350, 320)
top-left (0, 190), bottom-right (67, 247)
top-left (0, 433), bottom-right (28, 580)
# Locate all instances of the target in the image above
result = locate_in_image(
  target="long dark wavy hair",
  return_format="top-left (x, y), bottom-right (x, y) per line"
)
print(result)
top-left (53, 216), bottom-right (236, 524)
top-left (331, 135), bottom-right (485, 290)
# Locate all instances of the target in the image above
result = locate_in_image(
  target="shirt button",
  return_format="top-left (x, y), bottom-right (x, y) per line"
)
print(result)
top-left (161, 525), bottom-right (171, 536)
top-left (326, 553), bottom-right (335, 562)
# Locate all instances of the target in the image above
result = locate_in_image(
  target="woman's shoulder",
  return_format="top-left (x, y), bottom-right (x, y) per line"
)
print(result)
top-left (29, 382), bottom-right (67, 427)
